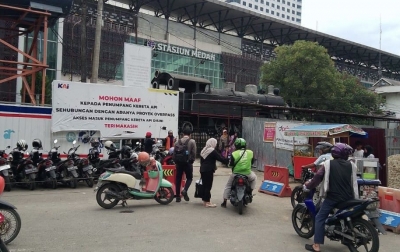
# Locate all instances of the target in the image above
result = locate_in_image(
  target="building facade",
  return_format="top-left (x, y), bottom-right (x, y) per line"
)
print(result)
top-left (225, 0), bottom-right (302, 24)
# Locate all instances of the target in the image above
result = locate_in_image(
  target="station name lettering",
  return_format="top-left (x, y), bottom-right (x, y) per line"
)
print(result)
top-left (156, 43), bottom-right (216, 61)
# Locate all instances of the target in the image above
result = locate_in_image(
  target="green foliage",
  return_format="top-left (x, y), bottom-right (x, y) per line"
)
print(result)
top-left (261, 40), bottom-right (382, 118)
top-left (22, 72), bottom-right (52, 105)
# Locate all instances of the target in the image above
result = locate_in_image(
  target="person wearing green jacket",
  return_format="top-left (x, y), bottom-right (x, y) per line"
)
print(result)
top-left (221, 138), bottom-right (257, 208)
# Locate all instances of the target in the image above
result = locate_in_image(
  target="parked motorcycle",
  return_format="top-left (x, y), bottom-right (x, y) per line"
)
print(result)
top-left (151, 140), bottom-right (166, 163)
top-left (292, 187), bottom-right (384, 252)
top-left (94, 161), bottom-right (174, 209)
top-left (118, 146), bottom-right (140, 172)
top-left (54, 140), bottom-right (79, 188)
top-left (9, 149), bottom-right (37, 190)
top-left (66, 142), bottom-right (94, 188)
top-left (228, 174), bottom-right (253, 215)
top-left (0, 147), bottom-right (11, 192)
top-left (88, 147), bottom-right (121, 179)
top-left (30, 146), bottom-right (57, 189)
top-left (0, 176), bottom-right (21, 246)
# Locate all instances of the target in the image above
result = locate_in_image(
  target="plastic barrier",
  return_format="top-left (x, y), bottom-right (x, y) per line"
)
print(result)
top-left (162, 165), bottom-right (186, 196)
top-left (293, 156), bottom-right (317, 180)
top-left (259, 165), bottom-right (292, 197)
top-left (379, 209), bottom-right (400, 234)
top-left (378, 186), bottom-right (400, 213)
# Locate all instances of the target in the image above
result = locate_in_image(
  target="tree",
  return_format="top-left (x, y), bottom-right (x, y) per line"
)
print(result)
top-left (22, 72), bottom-right (52, 105)
top-left (260, 40), bottom-right (381, 116)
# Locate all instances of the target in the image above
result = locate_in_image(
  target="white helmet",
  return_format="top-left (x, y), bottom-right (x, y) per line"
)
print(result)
top-left (104, 141), bottom-right (116, 151)
top-left (131, 152), bottom-right (138, 160)
top-left (17, 139), bottom-right (28, 151)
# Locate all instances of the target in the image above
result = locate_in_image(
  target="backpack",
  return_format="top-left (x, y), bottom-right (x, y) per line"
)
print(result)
top-left (173, 139), bottom-right (190, 164)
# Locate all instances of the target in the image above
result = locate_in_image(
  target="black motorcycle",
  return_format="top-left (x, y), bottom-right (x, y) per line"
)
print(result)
top-left (68, 147), bottom-right (94, 188)
top-left (88, 148), bottom-right (121, 179)
top-left (30, 148), bottom-right (57, 189)
top-left (53, 140), bottom-right (79, 188)
top-left (9, 149), bottom-right (37, 190)
top-left (0, 147), bottom-right (11, 192)
top-left (229, 175), bottom-right (253, 215)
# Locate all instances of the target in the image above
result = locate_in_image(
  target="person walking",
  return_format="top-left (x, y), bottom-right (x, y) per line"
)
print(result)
top-left (173, 127), bottom-right (196, 202)
top-left (200, 138), bottom-right (229, 208)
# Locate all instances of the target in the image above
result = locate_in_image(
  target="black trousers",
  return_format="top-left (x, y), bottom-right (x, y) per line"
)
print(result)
top-left (200, 171), bottom-right (214, 202)
top-left (175, 163), bottom-right (193, 197)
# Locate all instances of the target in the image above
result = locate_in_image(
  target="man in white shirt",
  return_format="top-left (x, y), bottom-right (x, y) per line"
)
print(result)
top-left (353, 141), bottom-right (364, 158)
top-left (301, 142), bottom-right (333, 170)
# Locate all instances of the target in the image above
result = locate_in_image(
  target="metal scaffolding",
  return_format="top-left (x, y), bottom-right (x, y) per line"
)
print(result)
top-left (0, 4), bottom-right (50, 105)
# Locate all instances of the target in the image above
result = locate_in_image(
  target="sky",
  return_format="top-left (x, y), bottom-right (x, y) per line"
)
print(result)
top-left (301, 0), bottom-right (400, 56)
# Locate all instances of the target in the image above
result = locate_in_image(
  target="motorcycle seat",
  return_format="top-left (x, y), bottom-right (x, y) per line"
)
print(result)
top-left (105, 167), bottom-right (125, 173)
top-left (336, 199), bottom-right (368, 210)
top-left (115, 170), bottom-right (142, 180)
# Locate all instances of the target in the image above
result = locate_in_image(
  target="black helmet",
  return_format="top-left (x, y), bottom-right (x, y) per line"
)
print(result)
top-left (32, 139), bottom-right (42, 149)
top-left (90, 138), bottom-right (100, 148)
top-left (121, 145), bottom-right (132, 158)
top-left (315, 141), bottom-right (333, 154)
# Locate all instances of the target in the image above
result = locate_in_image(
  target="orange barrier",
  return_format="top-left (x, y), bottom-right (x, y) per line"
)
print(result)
top-left (162, 165), bottom-right (186, 196)
top-left (378, 186), bottom-right (400, 213)
top-left (293, 156), bottom-right (317, 180)
top-left (259, 165), bottom-right (292, 197)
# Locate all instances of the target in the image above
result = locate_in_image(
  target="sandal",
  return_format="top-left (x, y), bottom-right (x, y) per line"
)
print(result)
top-left (305, 244), bottom-right (320, 252)
top-left (205, 203), bottom-right (217, 208)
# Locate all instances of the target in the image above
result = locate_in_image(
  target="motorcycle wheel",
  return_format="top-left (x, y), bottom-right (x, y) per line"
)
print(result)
top-left (154, 187), bottom-right (174, 205)
top-left (96, 183), bottom-right (121, 209)
top-left (4, 177), bottom-right (11, 192)
top-left (292, 204), bottom-right (315, 239)
top-left (70, 178), bottom-right (77, 189)
top-left (291, 186), bottom-right (305, 208)
top-left (51, 178), bottom-right (57, 189)
top-left (28, 177), bottom-right (36, 191)
top-left (238, 200), bottom-right (244, 215)
top-left (0, 208), bottom-right (22, 245)
top-left (85, 175), bottom-right (94, 188)
top-left (349, 218), bottom-right (380, 252)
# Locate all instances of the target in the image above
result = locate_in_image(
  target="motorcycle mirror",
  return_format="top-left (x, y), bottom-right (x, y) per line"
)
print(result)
top-left (72, 140), bottom-right (77, 145)
top-left (54, 139), bottom-right (58, 144)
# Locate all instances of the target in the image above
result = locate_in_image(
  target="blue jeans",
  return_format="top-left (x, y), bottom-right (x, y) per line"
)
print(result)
top-left (314, 198), bottom-right (337, 244)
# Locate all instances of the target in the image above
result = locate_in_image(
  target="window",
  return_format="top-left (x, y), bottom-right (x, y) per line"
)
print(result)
top-left (243, 1), bottom-right (246, 6)
top-left (271, 10), bottom-right (274, 14)
top-left (255, 5), bottom-right (258, 10)
top-left (292, 3), bottom-right (295, 7)
top-left (249, 3), bottom-right (252, 7)
top-left (277, 0), bottom-right (280, 2)
top-left (266, 1), bottom-right (269, 6)
top-left (260, 7), bottom-right (264, 11)
top-left (255, 0), bottom-right (258, 2)
top-left (261, 0), bottom-right (264, 3)
top-left (277, 12), bottom-right (280, 16)
top-left (272, 3), bottom-right (275, 7)
top-left (282, 14), bottom-right (285, 18)
top-left (282, 7), bottom-right (285, 11)
top-left (287, 16), bottom-right (290, 20)
top-left (277, 5), bottom-right (280, 9)
top-left (283, 0), bottom-right (286, 3)
top-left (297, 11), bottom-right (301, 16)
top-left (297, 0), bottom-right (302, 2)
top-left (292, 17), bottom-right (295, 21)
top-left (287, 1), bottom-right (290, 6)
top-left (296, 18), bottom-right (301, 22)
top-left (297, 5), bottom-right (301, 9)
top-left (266, 9), bottom-right (269, 13)
top-left (292, 10), bottom-right (295, 14)
top-left (287, 8), bottom-right (290, 13)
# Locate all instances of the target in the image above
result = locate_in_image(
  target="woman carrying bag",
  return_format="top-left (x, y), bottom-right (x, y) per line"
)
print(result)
top-left (200, 138), bottom-right (229, 208)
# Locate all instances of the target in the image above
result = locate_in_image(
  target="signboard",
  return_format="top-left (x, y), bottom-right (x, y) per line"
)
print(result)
top-left (274, 122), bottom-right (308, 151)
top-left (51, 81), bottom-right (179, 138)
top-left (123, 43), bottom-right (152, 88)
top-left (263, 122), bottom-right (276, 142)
top-left (147, 40), bottom-right (217, 61)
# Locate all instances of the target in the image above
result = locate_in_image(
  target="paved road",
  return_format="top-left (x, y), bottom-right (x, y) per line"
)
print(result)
top-left (1, 168), bottom-right (399, 252)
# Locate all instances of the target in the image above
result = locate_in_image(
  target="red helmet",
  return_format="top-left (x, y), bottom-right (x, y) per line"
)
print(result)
top-left (138, 152), bottom-right (150, 166)
top-left (146, 132), bottom-right (152, 137)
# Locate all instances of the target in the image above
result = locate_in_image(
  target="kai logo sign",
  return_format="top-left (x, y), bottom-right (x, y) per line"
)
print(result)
top-left (58, 83), bottom-right (69, 89)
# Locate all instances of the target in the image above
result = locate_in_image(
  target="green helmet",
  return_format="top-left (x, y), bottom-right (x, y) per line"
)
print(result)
top-left (234, 138), bottom-right (246, 149)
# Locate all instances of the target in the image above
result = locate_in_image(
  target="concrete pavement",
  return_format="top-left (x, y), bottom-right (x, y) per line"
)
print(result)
top-left (1, 170), bottom-right (399, 252)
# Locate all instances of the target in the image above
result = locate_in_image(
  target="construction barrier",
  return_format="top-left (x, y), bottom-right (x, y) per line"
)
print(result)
top-left (378, 186), bottom-right (400, 213)
top-left (162, 165), bottom-right (186, 196)
top-left (379, 209), bottom-right (400, 234)
top-left (259, 165), bottom-right (292, 197)
top-left (293, 156), bottom-right (317, 180)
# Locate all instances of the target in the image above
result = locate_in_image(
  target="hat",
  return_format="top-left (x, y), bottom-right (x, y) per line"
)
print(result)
top-left (146, 132), bottom-right (152, 137)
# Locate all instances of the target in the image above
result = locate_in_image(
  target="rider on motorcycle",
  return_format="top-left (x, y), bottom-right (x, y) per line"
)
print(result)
top-left (303, 143), bottom-right (359, 252)
top-left (137, 152), bottom-right (160, 185)
top-left (301, 142), bottom-right (333, 170)
top-left (221, 138), bottom-right (257, 208)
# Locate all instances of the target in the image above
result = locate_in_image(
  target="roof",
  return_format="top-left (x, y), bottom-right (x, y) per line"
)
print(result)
top-left (168, 73), bottom-right (211, 84)
top-left (115, 0), bottom-right (400, 73)
top-left (370, 78), bottom-right (400, 92)
top-left (283, 124), bottom-right (367, 138)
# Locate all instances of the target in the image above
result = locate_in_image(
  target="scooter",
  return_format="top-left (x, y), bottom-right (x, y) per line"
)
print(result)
top-left (94, 161), bottom-right (174, 209)
top-left (228, 174), bottom-right (253, 215)
top-left (0, 147), bottom-right (11, 191)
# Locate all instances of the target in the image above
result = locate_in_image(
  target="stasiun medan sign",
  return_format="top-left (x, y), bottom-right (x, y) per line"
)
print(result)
top-left (151, 41), bottom-right (216, 61)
